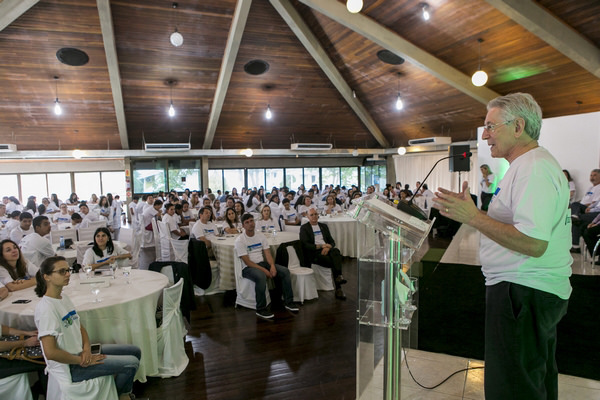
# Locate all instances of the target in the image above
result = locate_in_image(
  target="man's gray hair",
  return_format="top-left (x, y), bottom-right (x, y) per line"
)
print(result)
top-left (487, 93), bottom-right (542, 140)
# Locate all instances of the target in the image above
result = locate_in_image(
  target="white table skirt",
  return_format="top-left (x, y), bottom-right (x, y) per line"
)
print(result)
top-left (0, 270), bottom-right (169, 382)
top-left (210, 231), bottom-right (299, 290)
top-left (319, 216), bottom-right (360, 258)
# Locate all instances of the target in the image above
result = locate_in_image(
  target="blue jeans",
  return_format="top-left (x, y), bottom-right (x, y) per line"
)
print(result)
top-left (241, 262), bottom-right (293, 311)
top-left (70, 344), bottom-right (141, 395)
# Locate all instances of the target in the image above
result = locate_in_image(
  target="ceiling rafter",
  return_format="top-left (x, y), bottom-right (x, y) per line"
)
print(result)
top-left (297, 0), bottom-right (500, 105)
top-left (270, 0), bottom-right (390, 148)
top-left (97, 0), bottom-right (129, 149)
top-left (203, 0), bottom-right (253, 149)
top-left (485, 0), bottom-right (600, 79)
top-left (0, 0), bottom-right (39, 32)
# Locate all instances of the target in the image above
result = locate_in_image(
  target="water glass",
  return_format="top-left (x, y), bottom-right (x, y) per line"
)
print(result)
top-left (91, 284), bottom-right (102, 303)
top-left (122, 266), bottom-right (132, 284)
top-left (83, 265), bottom-right (92, 279)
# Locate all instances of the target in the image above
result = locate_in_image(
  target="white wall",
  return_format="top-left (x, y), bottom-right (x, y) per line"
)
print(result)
top-left (477, 111), bottom-right (600, 202)
top-left (0, 159), bottom-right (125, 174)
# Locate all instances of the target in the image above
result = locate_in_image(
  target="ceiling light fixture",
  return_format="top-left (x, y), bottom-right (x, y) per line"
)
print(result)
top-left (53, 76), bottom-right (62, 116)
top-left (397, 146), bottom-right (407, 155)
top-left (395, 72), bottom-right (404, 110)
top-left (265, 104), bottom-right (272, 120)
top-left (346, 0), bottom-right (363, 14)
top-left (471, 38), bottom-right (488, 87)
top-left (352, 148), bottom-right (359, 157)
top-left (72, 149), bottom-right (85, 159)
top-left (168, 80), bottom-right (176, 117)
top-left (170, 3), bottom-right (183, 47)
top-left (242, 148), bottom-right (253, 158)
top-left (421, 3), bottom-right (430, 21)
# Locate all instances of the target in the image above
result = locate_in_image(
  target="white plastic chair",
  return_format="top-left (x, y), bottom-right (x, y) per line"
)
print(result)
top-left (155, 278), bottom-right (189, 377)
top-left (170, 238), bottom-right (189, 263)
top-left (77, 227), bottom-right (96, 243)
top-left (157, 221), bottom-right (173, 261)
top-left (233, 249), bottom-right (270, 310)
top-left (50, 228), bottom-right (78, 244)
top-left (87, 220), bottom-right (107, 230)
top-left (151, 219), bottom-right (163, 262)
top-left (311, 264), bottom-right (335, 291)
top-left (76, 242), bottom-right (93, 265)
top-left (287, 246), bottom-right (318, 303)
top-left (0, 373), bottom-right (33, 400)
top-left (129, 230), bottom-right (142, 268)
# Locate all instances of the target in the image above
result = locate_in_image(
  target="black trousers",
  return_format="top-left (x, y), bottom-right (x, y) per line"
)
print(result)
top-left (484, 282), bottom-right (568, 400)
top-left (312, 247), bottom-right (343, 288)
top-left (582, 224), bottom-right (600, 257)
top-left (481, 192), bottom-right (493, 211)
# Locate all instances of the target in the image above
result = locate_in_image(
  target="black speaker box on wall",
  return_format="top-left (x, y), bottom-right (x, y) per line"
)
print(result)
top-left (449, 144), bottom-right (471, 172)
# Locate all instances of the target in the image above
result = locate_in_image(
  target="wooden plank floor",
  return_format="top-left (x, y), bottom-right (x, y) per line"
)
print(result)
top-left (135, 258), bottom-right (359, 400)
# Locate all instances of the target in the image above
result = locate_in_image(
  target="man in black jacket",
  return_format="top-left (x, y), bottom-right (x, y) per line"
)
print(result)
top-left (299, 209), bottom-right (347, 299)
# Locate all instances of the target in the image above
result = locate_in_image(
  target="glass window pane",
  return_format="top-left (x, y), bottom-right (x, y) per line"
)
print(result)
top-left (285, 168), bottom-right (303, 190)
top-left (20, 174), bottom-right (48, 202)
top-left (265, 168), bottom-right (283, 190)
top-left (223, 169), bottom-right (245, 192)
top-left (208, 170), bottom-right (223, 193)
top-left (168, 160), bottom-right (200, 192)
top-left (101, 171), bottom-right (126, 198)
top-left (340, 167), bottom-right (358, 188)
top-left (0, 175), bottom-right (19, 199)
top-left (360, 165), bottom-right (386, 192)
top-left (47, 173), bottom-right (72, 203)
top-left (74, 172), bottom-right (101, 201)
top-left (247, 169), bottom-right (265, 190)
top-left (304, 168), bottom-right (319, 188)
top-left (132, 160), bottom-right (166, 194)
top-left (321, 167), bottom-right (340, 187)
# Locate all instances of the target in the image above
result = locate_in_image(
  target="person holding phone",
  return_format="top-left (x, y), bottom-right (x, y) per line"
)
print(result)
top-left (34, 256), bottom-right (140, 400)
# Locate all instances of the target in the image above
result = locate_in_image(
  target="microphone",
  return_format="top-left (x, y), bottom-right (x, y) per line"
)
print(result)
top-left (397, 151), bottom-right (472, 220)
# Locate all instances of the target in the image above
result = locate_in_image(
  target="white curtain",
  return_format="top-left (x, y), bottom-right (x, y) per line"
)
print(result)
top-left (393, 150), bottom-right (479, 195)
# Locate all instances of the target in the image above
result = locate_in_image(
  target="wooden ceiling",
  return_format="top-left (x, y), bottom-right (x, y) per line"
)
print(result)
top-left (0, 0), bottom-right (599, 151)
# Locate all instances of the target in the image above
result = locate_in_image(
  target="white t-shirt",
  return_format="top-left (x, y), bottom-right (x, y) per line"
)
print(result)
top-left (580, 183), bottom-right (600, 206)
top-left (255, 218), bottom-right (278, 233)
top-left (281, 207), bottom-right (297, 223)
top-left (234, 231), bottom-right (268, 269)
top-left (311, 224), bottom-right (326, 246)
top-left (246, 198), bottom-right (261, 213)
top-left (325, 204), bottom-right (342, 214)
top-left (298, 204), bottom-right (316, 216)
top-left (181, 210), bottom-right (194, 222)
top-left (128, 201), bottom-right (137, 216)
top-left (191, 221), bottom-right (217, 240)
top-left (80, 211), bottom-right (99, 229)
top-left (82, 244), bottom-right (129, 268)
top-left (0, 260), bottom-right (38, 286)
top-left (0, 214), bottom-right (9, 226)
top-left (142, 207), bottom-right (158, 230)
top-left (9, 226), bottom-right (33, 245)
top-left (480, 147), bottom-right (572, 300)
top-left (4, 219), bottom-right (19, 233)
top-left (480, 173), bottom-right (495, 194)
top-left (53, 212), bottom-right (71, 224)
top-left (162, 213), bottom-right (180, 239)
top-left (20, 232), bottom-right (55, 269)
top-left (35, 295), bottom-right (83, 383)
top-left (567, 181), bottom-right (576, 204)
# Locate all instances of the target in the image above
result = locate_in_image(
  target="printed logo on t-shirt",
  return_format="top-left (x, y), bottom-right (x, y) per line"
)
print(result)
top-left (287, 213), bottom-right (296, 221)
top-left (62, 310), bottom-right (79, 328)
top-left (246, 243), bottom-right (262, 254)
top-left (204, 228), bottom-right (215, 235)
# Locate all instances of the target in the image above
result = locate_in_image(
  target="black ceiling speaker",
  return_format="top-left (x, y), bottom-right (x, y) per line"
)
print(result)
top-left (244, 60), bottom-right (270, 75)
top-left (377, 50), bottom-right (405, 65)
top-left (56, 48), bottom-right (89, 66)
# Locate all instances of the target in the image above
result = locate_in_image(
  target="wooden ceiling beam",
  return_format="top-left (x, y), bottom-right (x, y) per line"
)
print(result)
top-left (486, 0), bottom-right (600, 79)
top-left (97, 0), bottom-right (129, 149)
top-left (202, 0), bottom-right (253, 149)
top-left (270, 0), bottom-right (390, 148)
top-left (0, 0), bottom-right (39, 32)
top-left (297, 0), bottom-right (500, 105)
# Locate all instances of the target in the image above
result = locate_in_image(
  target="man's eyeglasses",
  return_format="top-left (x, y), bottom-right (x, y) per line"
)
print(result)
top-left (483, 119), bottom-right (514, 133)
top-left (51, 268), bottom-right (72, 276)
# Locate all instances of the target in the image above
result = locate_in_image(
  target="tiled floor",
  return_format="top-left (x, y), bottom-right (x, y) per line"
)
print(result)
top-left (359, 349), bottom-right (600, 399)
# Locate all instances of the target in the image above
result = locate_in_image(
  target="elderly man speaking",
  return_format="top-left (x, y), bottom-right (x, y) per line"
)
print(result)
top-left (433, 93), bottom-right (571, 400)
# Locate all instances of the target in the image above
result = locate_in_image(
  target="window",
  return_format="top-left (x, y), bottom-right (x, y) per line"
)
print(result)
top-left (321, 167), bottom-right (340, 187)
top-left (132, 160), bottom-right (166, 194)
top-left (47, 173), bottom-right (72, 202)
top-left (340, 167), bottom-right (359, 188)
top-left (285, 168), bottom-right (303, 190)
top-left (304, 168), bottom-right (319, 188)
top-left (168, 160), bottom-right (200, 192)
top-left (74, 172), bottom-right (101, 201)
top-left (265, 168), bottom-right (283, 190)
top-left (0, 175), bottom-right (19, 198)
top-left (360, 165), bottom-right (386, 192)
top-left (208, 169), bottom-right (223, 193)
top-left (247, 169), bottom-right (265, 190)
top-left (101, 171), bottom-right (126, 197)
top-left (223, 169), bottom-right (244, 192)
top-left (20, 174), bottom-right (47, 202)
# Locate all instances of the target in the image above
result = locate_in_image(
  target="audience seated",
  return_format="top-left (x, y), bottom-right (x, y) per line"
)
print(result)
top-left (82, 227), bottom-right (132, 270)
top-left (19, 216), bottom-right (55, 269)
top-left (0, 239), bottom-right (38, 292)
top-left (9, 212), bottom-right (33, 245)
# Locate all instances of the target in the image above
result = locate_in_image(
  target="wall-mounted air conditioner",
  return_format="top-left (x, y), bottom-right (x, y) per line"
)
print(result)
top-left (0, 144), bottom-right (17, 152)
top-left (144, 143), bottom-right (191, 152)
top-left (408, 137), bottom-right (451, 146)
top-left (290, 143), bottom-right (333, 151)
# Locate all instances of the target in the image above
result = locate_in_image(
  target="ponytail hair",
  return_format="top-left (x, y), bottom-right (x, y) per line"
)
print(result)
top-left (35, 256), bottom-right (66, 298)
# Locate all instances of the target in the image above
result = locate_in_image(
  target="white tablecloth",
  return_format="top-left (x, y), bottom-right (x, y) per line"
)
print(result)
top-left (210, 231), bottom-right (299, 290)
top-left (0, 270), bottom-right (169, 382)
top-left (319, 215), bottom-right (360, 258)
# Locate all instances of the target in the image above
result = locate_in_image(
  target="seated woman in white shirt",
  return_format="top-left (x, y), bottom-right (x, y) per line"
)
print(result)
top-left (245, 190), bottom-right (261, 213)
top-left (255, 205), bottom-right (280, 233)
top-left (180, 201), bottom-right (195, 225)
top-left (82, 228), bottom-right (131, 271)
top-left (223, 207), bottom-right (241, 234)
top-left (298, 195), bottom-right (316, 217)
top-left (66, 193), bottom-right (79, 206)
top-left (97, 196), bottom-right (111, 220)
top-left (41, 197), bottom-right (58, 214)
top-left (53, 204), bottom-right (72, 225)
top-left (213, 199), bottom-right (224, 220)
top-left (0, 239), bottom-right (38, 292)
top-left (88, 194), bottom-right (99, 207)
top-left (324, 195), bottom-right (342, 215)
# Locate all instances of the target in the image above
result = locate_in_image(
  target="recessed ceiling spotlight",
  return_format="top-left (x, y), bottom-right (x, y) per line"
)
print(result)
top-left (346, 0), bottom-right (363, 13)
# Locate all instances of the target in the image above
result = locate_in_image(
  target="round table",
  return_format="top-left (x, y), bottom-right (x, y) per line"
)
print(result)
top-left (0, 270), bottom-right (168, 382)
top-left (318, 215), bottom-right (360, 258)
top-left (210, 231), bottom-right (299, 290)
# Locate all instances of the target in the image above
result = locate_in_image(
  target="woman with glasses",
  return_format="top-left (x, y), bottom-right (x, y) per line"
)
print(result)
top-left (82, 228), bottom-right (131, 271)
top-left (479, 164), bottom-right (495, 211)
top-left (0, 239), bottom-right (38, 292)
top-left (34, 256), bottom-right (140, 400)
top-left (53, 204), bottom-right (72, 224)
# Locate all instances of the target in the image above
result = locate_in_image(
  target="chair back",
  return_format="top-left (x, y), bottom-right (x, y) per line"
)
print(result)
top-left (50, 228), bottom-right (77, 244)
top-left (151, 219), bottom-right (162, 260)
top-left (129, 230), bottom-right (142, 268)
top-left (76, 242), bottom-right (93, 265)
top-left (77, 227), bottom-right (96, 243)
top-left (87, 220), bottom-right (107, 230)
top-left (156, 278), bottom-right (189, 377)
top-left (233, 249), bottom-right (270, 310)
top-left (170, 238), bottom-right (189, 263)
top-left (157, 220), bottom-right (172, 261)
top-left (286, 246), bottom-right (302, 270)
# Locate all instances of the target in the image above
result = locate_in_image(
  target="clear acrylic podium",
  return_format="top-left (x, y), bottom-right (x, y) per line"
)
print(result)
top-left (349, 195), bottom-right (433, 399)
